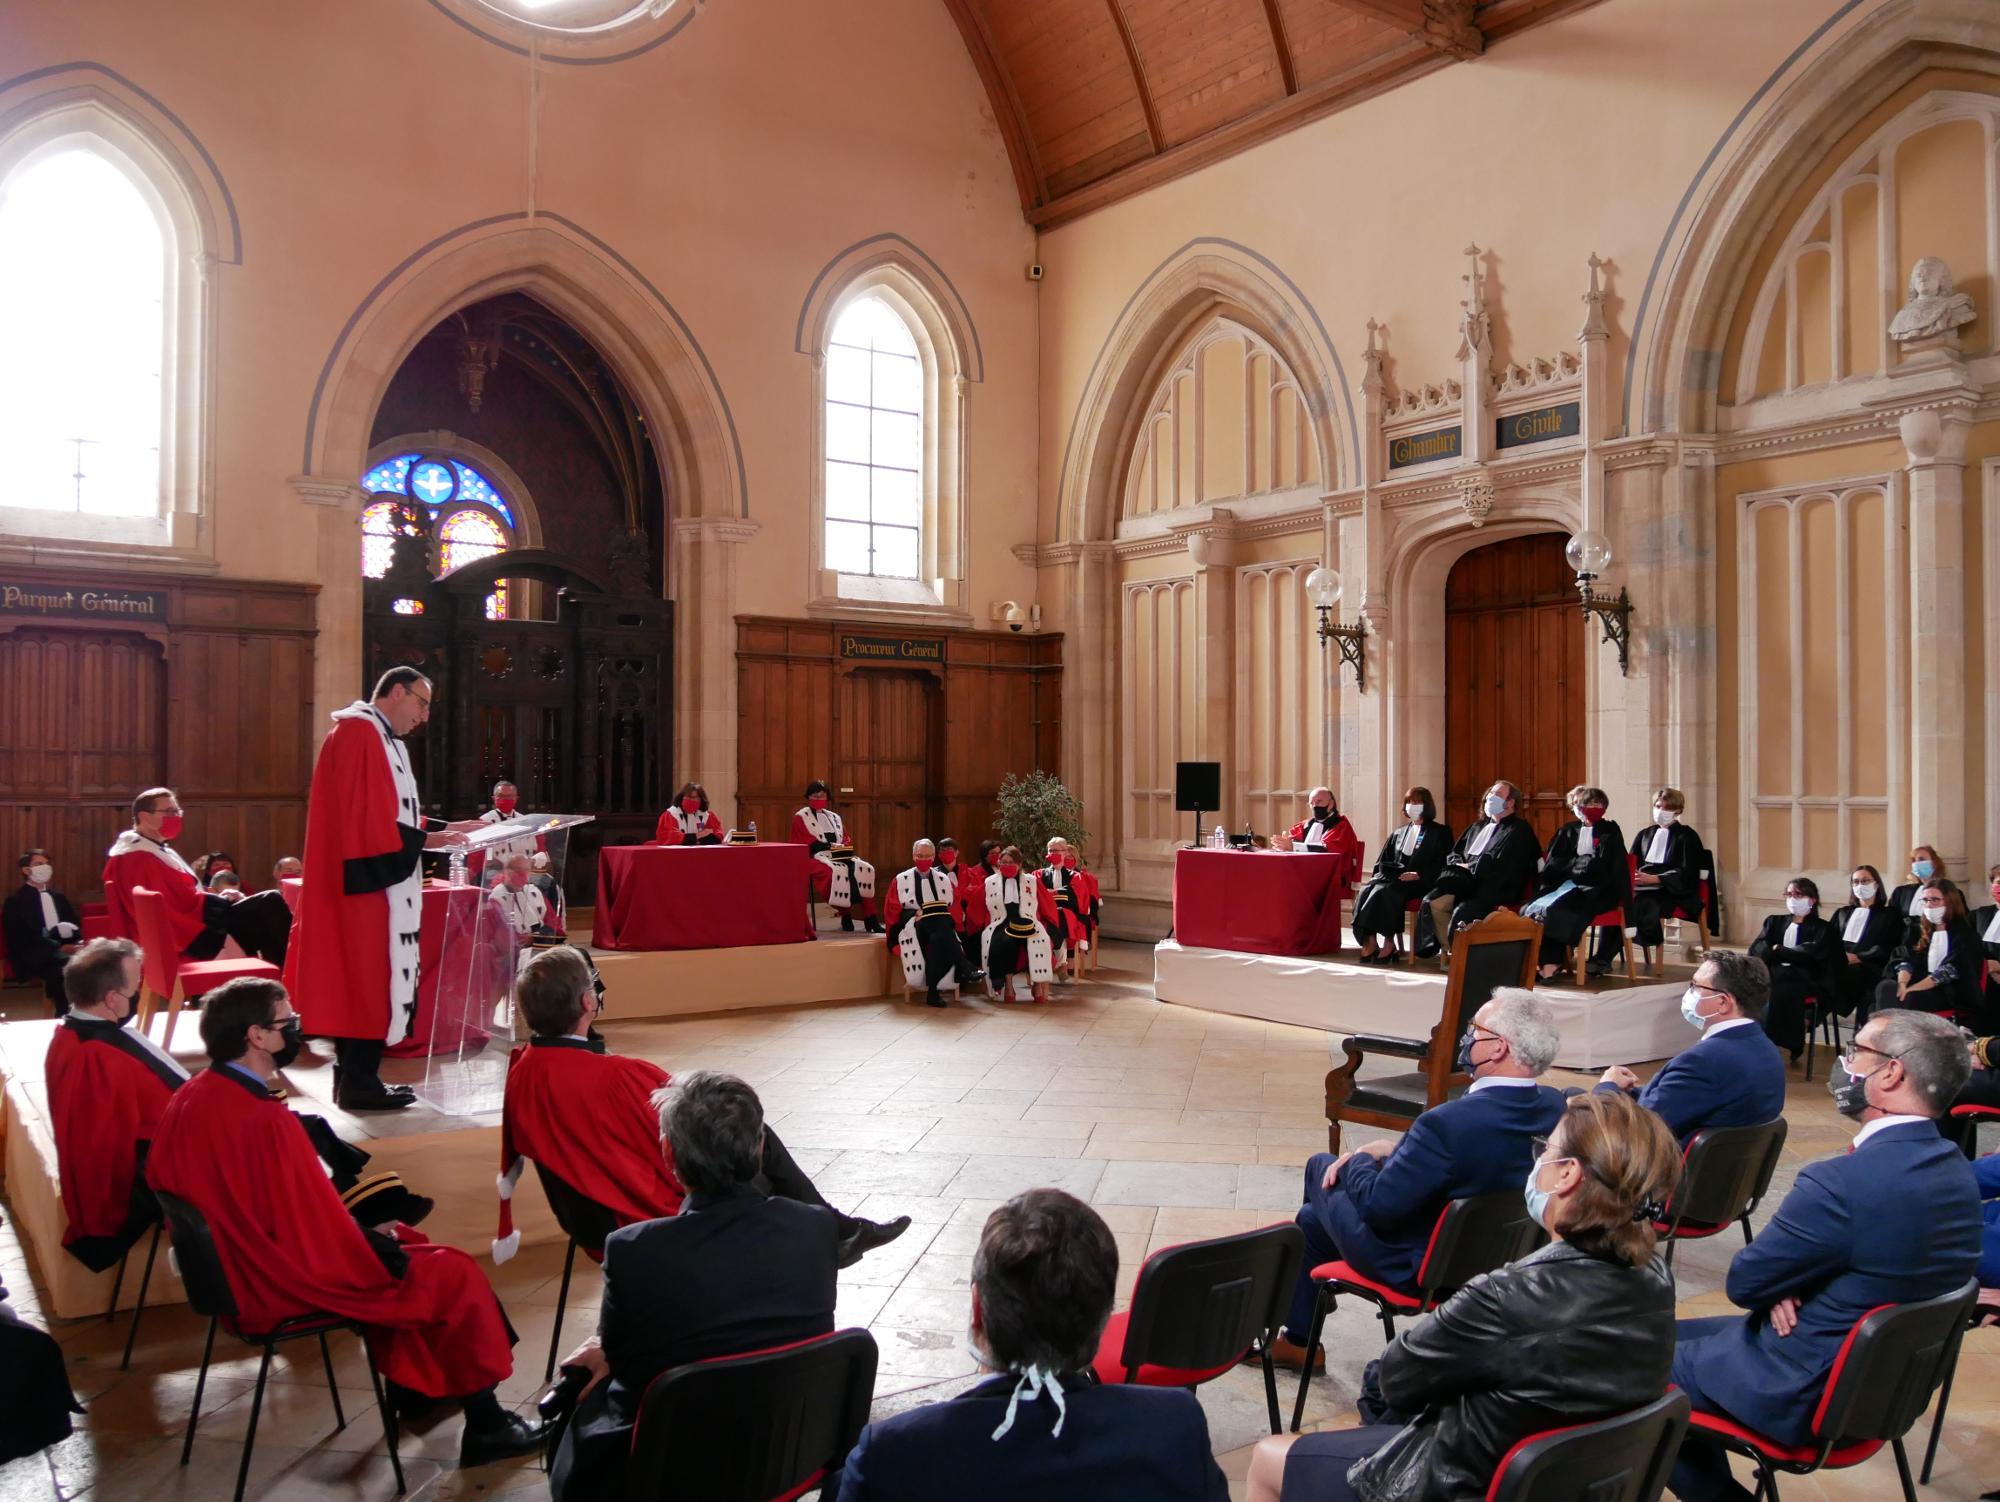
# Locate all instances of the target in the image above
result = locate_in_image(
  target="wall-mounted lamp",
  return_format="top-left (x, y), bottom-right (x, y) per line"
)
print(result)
top-left (1304, 566), bottom-right (1365, 692)
top-left (1566, 530), bottom-right (1634, 676)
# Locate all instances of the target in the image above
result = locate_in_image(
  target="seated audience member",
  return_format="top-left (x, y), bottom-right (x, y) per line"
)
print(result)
top-left (1970, 863), bottom-right (2000, 1028)
top-left (207, 867), bottom-right (242, 896)
top-left (490, 853), bottom-right (553, 948)
top-left (1352, 788), bottom-right (1451, 964)
top-left (1249, 1091), bottom-right (1680, 1502)
top-left (1960, 1033), bottom-right (2000, 1111)
top-left (793, 779), bottom-right (881, 932)
top-left (549, 1071), bottom-right (848, 1502)
top-left (147, 978), bottom-right (538, 1465)
top-left (1830, 864), bottom-right (1898, 1020)
top-left (192, 851), bottom-right (233, 884)
top-left (1888, 844), bottom-right (1945, 922)
top-left (494, 947), bottom-right (906, 1265)
top-left (1874, 877), bottom-right (1982, 1022)
top-left (1977, 1151), bottom-right (2000, 1290)
top-left (886, 839), bottom-right (976, 1007)
top-left (476, 780), bottom-right (542, 868)
top-left (272, 854), bottom-right (304, 884)
top-left (1523, 784), bottom-right (1630, 979)
top-left (983, 846), bottom-right (1059, 1003)
top-left (655, 780), bottom-right (724, 846)
top-left (1747, 876), bottom-right (1840, 1059)
top-left (102, 788), bottom-right (291, 965)
top-left (1279, 787), bottom-right (1363, 876)
top-left (1268, 989), bottom-right (1566, 1367)
top-left (1669, 1009), bottom-right (1980, 1502)
top-left (4, 849), bottom-right (82, 1011)
top-left (1039, 837), bottom-right (1090, 974)
top-left (1594, 951), bottom-right (1786, 1142)
top-left (0, 1270), bottom-right (79, 1462)
top-left (1417, 779), bottom-right (1539, 964)
top-left (1629, 786), bottom-right (1711, 955)
top-left (958, 839), bottom-right (1000, 957)
top-left (832, 1189), bottom-right (1229, 1502)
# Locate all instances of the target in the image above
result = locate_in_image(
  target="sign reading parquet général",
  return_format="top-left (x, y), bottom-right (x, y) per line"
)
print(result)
top-left (1387, 424), bottom-right (1463, 470)
top-left (0, 581), bottom-right (168, 620)
top-left (1494, 401), bottom-right (1581, 450)
top-left (839, 633), bottom-right (945, 663)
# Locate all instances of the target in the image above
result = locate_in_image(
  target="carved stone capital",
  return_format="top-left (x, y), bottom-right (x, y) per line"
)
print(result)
top-left (288, 476), bottom-right (364, 510)
top-left (1454, 466), bottom-right (1496, 528)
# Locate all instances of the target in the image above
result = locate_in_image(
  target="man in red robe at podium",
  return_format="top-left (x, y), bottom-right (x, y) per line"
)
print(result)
top-left (492, 946), bottom-right (907, 1265)
top-left (1280, 786), bottom-right (1363, 881)
top-left (147, 978), bottom-right (540, 1466)
top-left (287, 667), bottom-right (444, 1112)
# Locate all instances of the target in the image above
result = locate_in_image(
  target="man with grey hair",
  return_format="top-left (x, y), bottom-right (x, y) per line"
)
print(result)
top-left (885, 838), bottom-right (974, 1006)
top-left (1668, 1008), bottom-right (1980, 1501)
top-left (1266, 989), bottom-right (1566, 1368)
top-left (1417, 779), bottom-right (1539, 964)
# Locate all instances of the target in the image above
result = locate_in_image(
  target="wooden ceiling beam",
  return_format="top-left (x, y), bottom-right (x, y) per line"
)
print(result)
top-left (1104, 0), bottom-right (1165, 154)
top-left (1326, 0), bottom-right (1484, 59)
top-left (938, 0), bottom-right (1049, 212)
top-left (1259, 0), bottom-right (1298, 95)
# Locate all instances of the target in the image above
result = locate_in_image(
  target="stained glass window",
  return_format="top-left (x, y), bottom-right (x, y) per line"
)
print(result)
top-left (440, 509), bottom-right (509, 620)
top-left (357, 451), bottom-right (514, 617)
top-left (361, 499), bottom-right (398, 579)
top-left (825, 296), bottom-right (921, 580)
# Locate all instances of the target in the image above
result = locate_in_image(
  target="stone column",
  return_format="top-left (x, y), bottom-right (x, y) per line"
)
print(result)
top-left (1901, 402), bottom-right (1972, 866)
top-left (1186, 520), bottom-right (1241, 826)
top-left (1061, 541), bottom-right (1117, 860)
top-left (671, 516), bottom-right (759, 821)
top-left (289, 477), bottom-right (365, 727)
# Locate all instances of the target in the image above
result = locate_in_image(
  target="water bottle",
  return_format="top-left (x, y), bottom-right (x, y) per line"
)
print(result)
top-left (1211, 825), bottom-right (1225, 850)
top-left (748, 821), bottom-right (758, 840)
top-left (448, 845), bottom-right (468, 888)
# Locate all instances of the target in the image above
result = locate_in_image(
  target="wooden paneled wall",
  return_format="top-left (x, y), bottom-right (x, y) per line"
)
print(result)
top-left (0, 571), bottom-right (317, 902)
top-left (736, 618), bottom-right (1063, 866)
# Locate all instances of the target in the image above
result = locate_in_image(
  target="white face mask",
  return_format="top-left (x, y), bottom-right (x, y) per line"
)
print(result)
top-left (1404, 803), bottom-right (1424, 821)
top-left (1483, 794), bottom-right (1508, 820)
top-left (1653, 808), bottom-right (1678, 828)
top-left (26, 865), bottom-right (53, 885)
top-left (1785, 896), bottom-right (1813, 917)
top-left (1922, 903), bottom-right (1948, 924)
top-left (1852, 881), bottom-right (1877, 901)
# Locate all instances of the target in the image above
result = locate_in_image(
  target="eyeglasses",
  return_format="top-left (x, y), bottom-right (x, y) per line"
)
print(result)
top-left (1838, 1043), bottom-right (1907, 1072)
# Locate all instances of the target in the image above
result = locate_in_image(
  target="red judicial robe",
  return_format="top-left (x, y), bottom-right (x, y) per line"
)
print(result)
top-left (654, 807), bottom-right (725, 846)
top-left (46, 1015), bottom-right (186, 1270)
top-left (288, 704), bottom-right (431, 1046)
top-left (1038, 863), bottom-right (1089, 950)
top-left (1285, 813), bottom-right (1363, 885)
top-left (148, 1066), bottom-right (513, 1398)
top-left (102, 831), bottom-right (207, 950)
top-left (492, 1038), bottom-right (684, 1261)
top-left (956, 862), bottom-right (993, 936)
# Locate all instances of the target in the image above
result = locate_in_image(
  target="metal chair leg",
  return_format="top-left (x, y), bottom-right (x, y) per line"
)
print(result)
top-left (1290, 1286), bottom-right (1332, 1433)
top-left (545, 1236), bottom-right (578, 1382)
top-left (1259, 1342), bottom-right (1280, 1435)
top-left (1892, 1435), bottom-right (1917, 1502)
top-left (119, 1223), bottom-right (163, 1370)
top-left (231, 1342), bottom-right (276, 1502)
top-left (105, 1247), bottom-right (130, 1323)
top-left (360, 1338), bottom-right (406, 1495)
top-left (181, 1317), bottom-right (218, 1466)
top-left (319, 1330), bottom-right (347, 1429)
top-left (1739, 1215), bottom-right (1755, 1246)
top-left (1921, 1318), bottom-right (1967, 1484)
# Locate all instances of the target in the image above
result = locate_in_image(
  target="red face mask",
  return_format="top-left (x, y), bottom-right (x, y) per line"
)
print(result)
top-left (1063, 852), bottom-right (1078, 868)
top-left (1990, 881), bottom-right (2000, 903)
top-left (495, 799), bottom-right (517, 816)
top-left (914, 856), bottom-right (935, 871)
top-left (504, 870), bottom-right (528, 889)
top-left (1579, 806), bottom-right (1606, 825)
top-left (939, 851), bottom-right (957, 868)
top-left (158, 814), bottom-right (183, 841)
top-left (682, 798), bottom-right (701, 813)
top-left (808, 795), bottom-right (829, 811)
top-left (998, 862), bottom-right (1019, 878)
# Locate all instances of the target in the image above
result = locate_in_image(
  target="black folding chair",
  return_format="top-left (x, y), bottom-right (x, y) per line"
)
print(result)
top-left (1292, 1187), bottom-right (1542, 1431)
top-left (1919, 1286), bottom-right (2000, 1483)
top-left (1653, 1118), bottom-right (1788, 1266)
top-left (1798, 995), bottom-right (1841, 1082)
top-left (1486, 1388), bottom-right (1690, 1502)
top-left (1089, 1223), bottom-right (1304, 1436)
top-left (535, 1162), bottom-right (621, 1381)
top-left (1686, 1278), bottom-right (1977, 1501)
top-left (623, 1327), bottom-right (878, 1502)
top-left (154, 1188), bottom-right (405, 1502)
top-left (104, 1203), bottom-right (164, 1371)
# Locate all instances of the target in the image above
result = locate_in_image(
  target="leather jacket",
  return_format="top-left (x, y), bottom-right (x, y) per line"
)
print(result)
top-left (1348, 1241), bottom-right (1677, 1502)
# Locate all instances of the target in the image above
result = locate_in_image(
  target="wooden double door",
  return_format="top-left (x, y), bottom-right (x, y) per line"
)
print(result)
top-left (833, 668), bottom-right (940, 872)
top-left (1443, 533), bottom-right (1585, 846)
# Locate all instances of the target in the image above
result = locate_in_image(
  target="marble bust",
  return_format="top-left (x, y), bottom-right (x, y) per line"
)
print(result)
top-left (1888, 256), bottom-right (1976, 344)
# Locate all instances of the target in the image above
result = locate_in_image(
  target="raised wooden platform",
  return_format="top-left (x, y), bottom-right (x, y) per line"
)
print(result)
top-left (588, 931), bottom-right (892, 1018)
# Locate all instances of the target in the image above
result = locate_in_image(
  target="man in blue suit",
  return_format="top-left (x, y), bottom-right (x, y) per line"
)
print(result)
top-left (1595, 951), bottom-right (1787, 1141)
top-left (831, 1188), bottom-right (1227, 1502)
top-left (1669, 1008), bottom-right (1980, 1500)
top-left (1267, 989), bottom-right (1568, 1366)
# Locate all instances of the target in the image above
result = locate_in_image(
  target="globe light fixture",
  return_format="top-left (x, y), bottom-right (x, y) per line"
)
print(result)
top-left (1567, 529), bottom-right (1634, 676)
top-left (1305, 565), bottom-right (1365, 691)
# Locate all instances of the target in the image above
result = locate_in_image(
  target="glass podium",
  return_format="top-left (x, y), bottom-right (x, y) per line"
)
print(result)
top-left (416, 812), bottom-right (594, 1115)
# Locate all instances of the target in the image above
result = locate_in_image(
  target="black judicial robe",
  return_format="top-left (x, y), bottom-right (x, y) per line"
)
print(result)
top-left (44, 1015), bottom-right (183, 1271)
top-left (1530, 818), bottom-right (1632, 948)
top-left (1971, 905), bottom-right (2000, 1004)
top-left (1829, 901), bottom-right (1900, 1016)
top-left (1749, 912), bottom-right (1840, 1054)
top-left (1428, 815), bottom-right (1538, 922)
top-left (2, 883), bottom-right (80, 980)
top-left (1628, 822), bottom-right (1715, 935)
top-left (1883, 919), bottom-right (1985, 1020)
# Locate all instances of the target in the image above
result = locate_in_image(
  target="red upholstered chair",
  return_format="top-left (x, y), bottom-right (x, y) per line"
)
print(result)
top-left (1652, 1117), bottom-right (1788, 1266)
top-left (128, 886), bottom-right (279, 1051)
top-left (622, 1328), bottom-right (878, 1502)
top-left (80, 901), bottom-right (115, 944)
top-left (1918, 1286), bottom-right (2000, 1484)
top-left (1089, 1223), bottom-right (1303, 1436)
top-left (1485, 1389), bottom-right (1690, 1502)
top-left (1687, 1279), bottom-right (1975, 1502)
top-left (1946, 1102), bottom-right (2000, 1160)
top-left (1290, 1187), bottom-right (1543, 1431)
top-left (1565, 853), bottom-right (1639, 984)
top-left (1797, 993), bottom-right (1842, 1081)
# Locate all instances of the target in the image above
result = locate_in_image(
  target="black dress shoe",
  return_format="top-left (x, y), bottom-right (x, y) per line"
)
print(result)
top-left (840, 916), bottom-right (856, 933)
top-left (836, 1215), bottom-right (912, 1269)
top-left (458, 1410), bottom-right (543, 1467)
top-left (865, 916), bottom-right (884, 934)
top-left (925, 993), bottom-right (947, 1008)
top-left (337, 1084), bottom-right (417, 1112)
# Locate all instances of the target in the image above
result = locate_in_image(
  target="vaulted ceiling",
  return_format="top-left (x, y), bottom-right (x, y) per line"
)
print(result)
top-left (943, 0), bottom-right (1603, 227)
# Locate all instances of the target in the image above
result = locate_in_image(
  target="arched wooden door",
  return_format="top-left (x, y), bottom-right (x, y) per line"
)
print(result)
top-left (835, 667), bottom-right (940, 869)
top-left (1444, 533), bottom-right (1584, 845)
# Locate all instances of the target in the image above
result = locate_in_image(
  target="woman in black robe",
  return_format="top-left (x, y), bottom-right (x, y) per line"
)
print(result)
top-left (1351, 787), bottom-right (1451, 964)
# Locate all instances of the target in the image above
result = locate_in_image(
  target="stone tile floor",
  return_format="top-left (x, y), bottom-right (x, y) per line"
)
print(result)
top-left (0, 941), bottom-right (1992, 1498)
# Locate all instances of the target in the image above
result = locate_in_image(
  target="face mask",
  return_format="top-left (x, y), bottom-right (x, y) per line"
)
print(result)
top-left (495, 799), bottom-right (517, 816)
top-left (26, 864), bottom-right (52, 885)
top-left (809, 795), bottom-right (829, 811)
top-left (1652, 808), bottom-right (1677, 828)
top-left (158, 814), bottom-right (183, 841)
top-left (1311, 804), bottom-right (1332, 822)
top-left (1991, 882), bottom-right (2000, 903)
top-left (1852, 881), bottom-right (1877, 901)
top-left (1912, 859), bottom-right (1935, 880)
top-left (1922, 903), bottom-right (1947, 924)
top-left (505, 871), bottom-right (529, 889)
top-left (939, 851), bottom-right (957, 868)
top-left (1681, 987), bottom-right (1713, 1030)
top-left (998, 863), bottom-right (1019, 878)
top-left (681, 798), bottom-right (700, 813)
top-left (108, 985), bottom-right (138, 1026)
top-left (1455, 1027), bottom-right (1494, 1075)
top-left (1786, 896), bottom-right (1813, 917)
top-left (1483, 794), bottom-right (1507, 820)
top-left (1523, 1155), bottom-right (1572, 1231)
top-left (267, 1019), bottom-right (304, 1072)
top-left (914, 856), bottom-right (935, 871)
top-left (1404, 803), bottom-right (1424, 821)
top-left (1827, 1058), bottom-right (1878, 1119)
top-left (1579, 806), bottom-right (1605, 825)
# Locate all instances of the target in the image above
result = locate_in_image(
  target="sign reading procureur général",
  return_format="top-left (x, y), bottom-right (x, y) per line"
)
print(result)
top-left (1494, 401), bottom-right (1581, 450)
top-left (0, 582), bottom-right (167, 620)
top-left (840, 633), bottom-right (944, 663)
top-left (1388, 424), bottom-right (1463, 470)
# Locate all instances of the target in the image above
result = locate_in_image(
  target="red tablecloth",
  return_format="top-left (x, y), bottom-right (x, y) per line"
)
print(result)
top-left (594, 843), bottom-right (814, 951)
top-left (1171, 848), bottom-right (1353, 957)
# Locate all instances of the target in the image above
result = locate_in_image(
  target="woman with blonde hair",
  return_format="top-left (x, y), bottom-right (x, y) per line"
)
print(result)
top-left (1247, 1091), bottom-right (1681, 1502)
top-left (1888, 844), bottom-right (1946, 923)
top-left (1875, 876), bottom-right (1982, 1023)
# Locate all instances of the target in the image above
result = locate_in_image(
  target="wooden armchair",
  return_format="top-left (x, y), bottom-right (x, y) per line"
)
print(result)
top-left (1323, 908), bottom-right (1541, 1152)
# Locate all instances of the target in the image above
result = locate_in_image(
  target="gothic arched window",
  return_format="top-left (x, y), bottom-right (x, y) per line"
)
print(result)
top-left (359, 452), bottom-right (514, 619)
top-left (823, 296), bottom-right (923, 581)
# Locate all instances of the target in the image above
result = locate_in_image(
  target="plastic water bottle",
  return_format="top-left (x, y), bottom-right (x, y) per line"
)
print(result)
top-left (1211, 825), bottom-right (1225, 850)
top-left (448, 845), bottom-right (468, 888)
top-left (748, 821), bottom-right (758, 839)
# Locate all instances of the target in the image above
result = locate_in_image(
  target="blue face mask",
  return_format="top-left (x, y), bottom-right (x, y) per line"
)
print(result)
top-left (1523, 1153), bottom-right (1572, 1230)
top-left (1912, 859), bottom-right (1936, 880)
top-left (1483, 793), bottom-right (1508, 820)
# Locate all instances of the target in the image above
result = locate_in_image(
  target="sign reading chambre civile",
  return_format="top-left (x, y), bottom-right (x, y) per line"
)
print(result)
top-left (1494, 401), bottom-right (1581, 450)
top-left (839, 633), bottom-right (945, 663)
top-left (1387, 424), bottom-right (1463, 470)
top-left (0, 581), bottom-right (167, 620)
